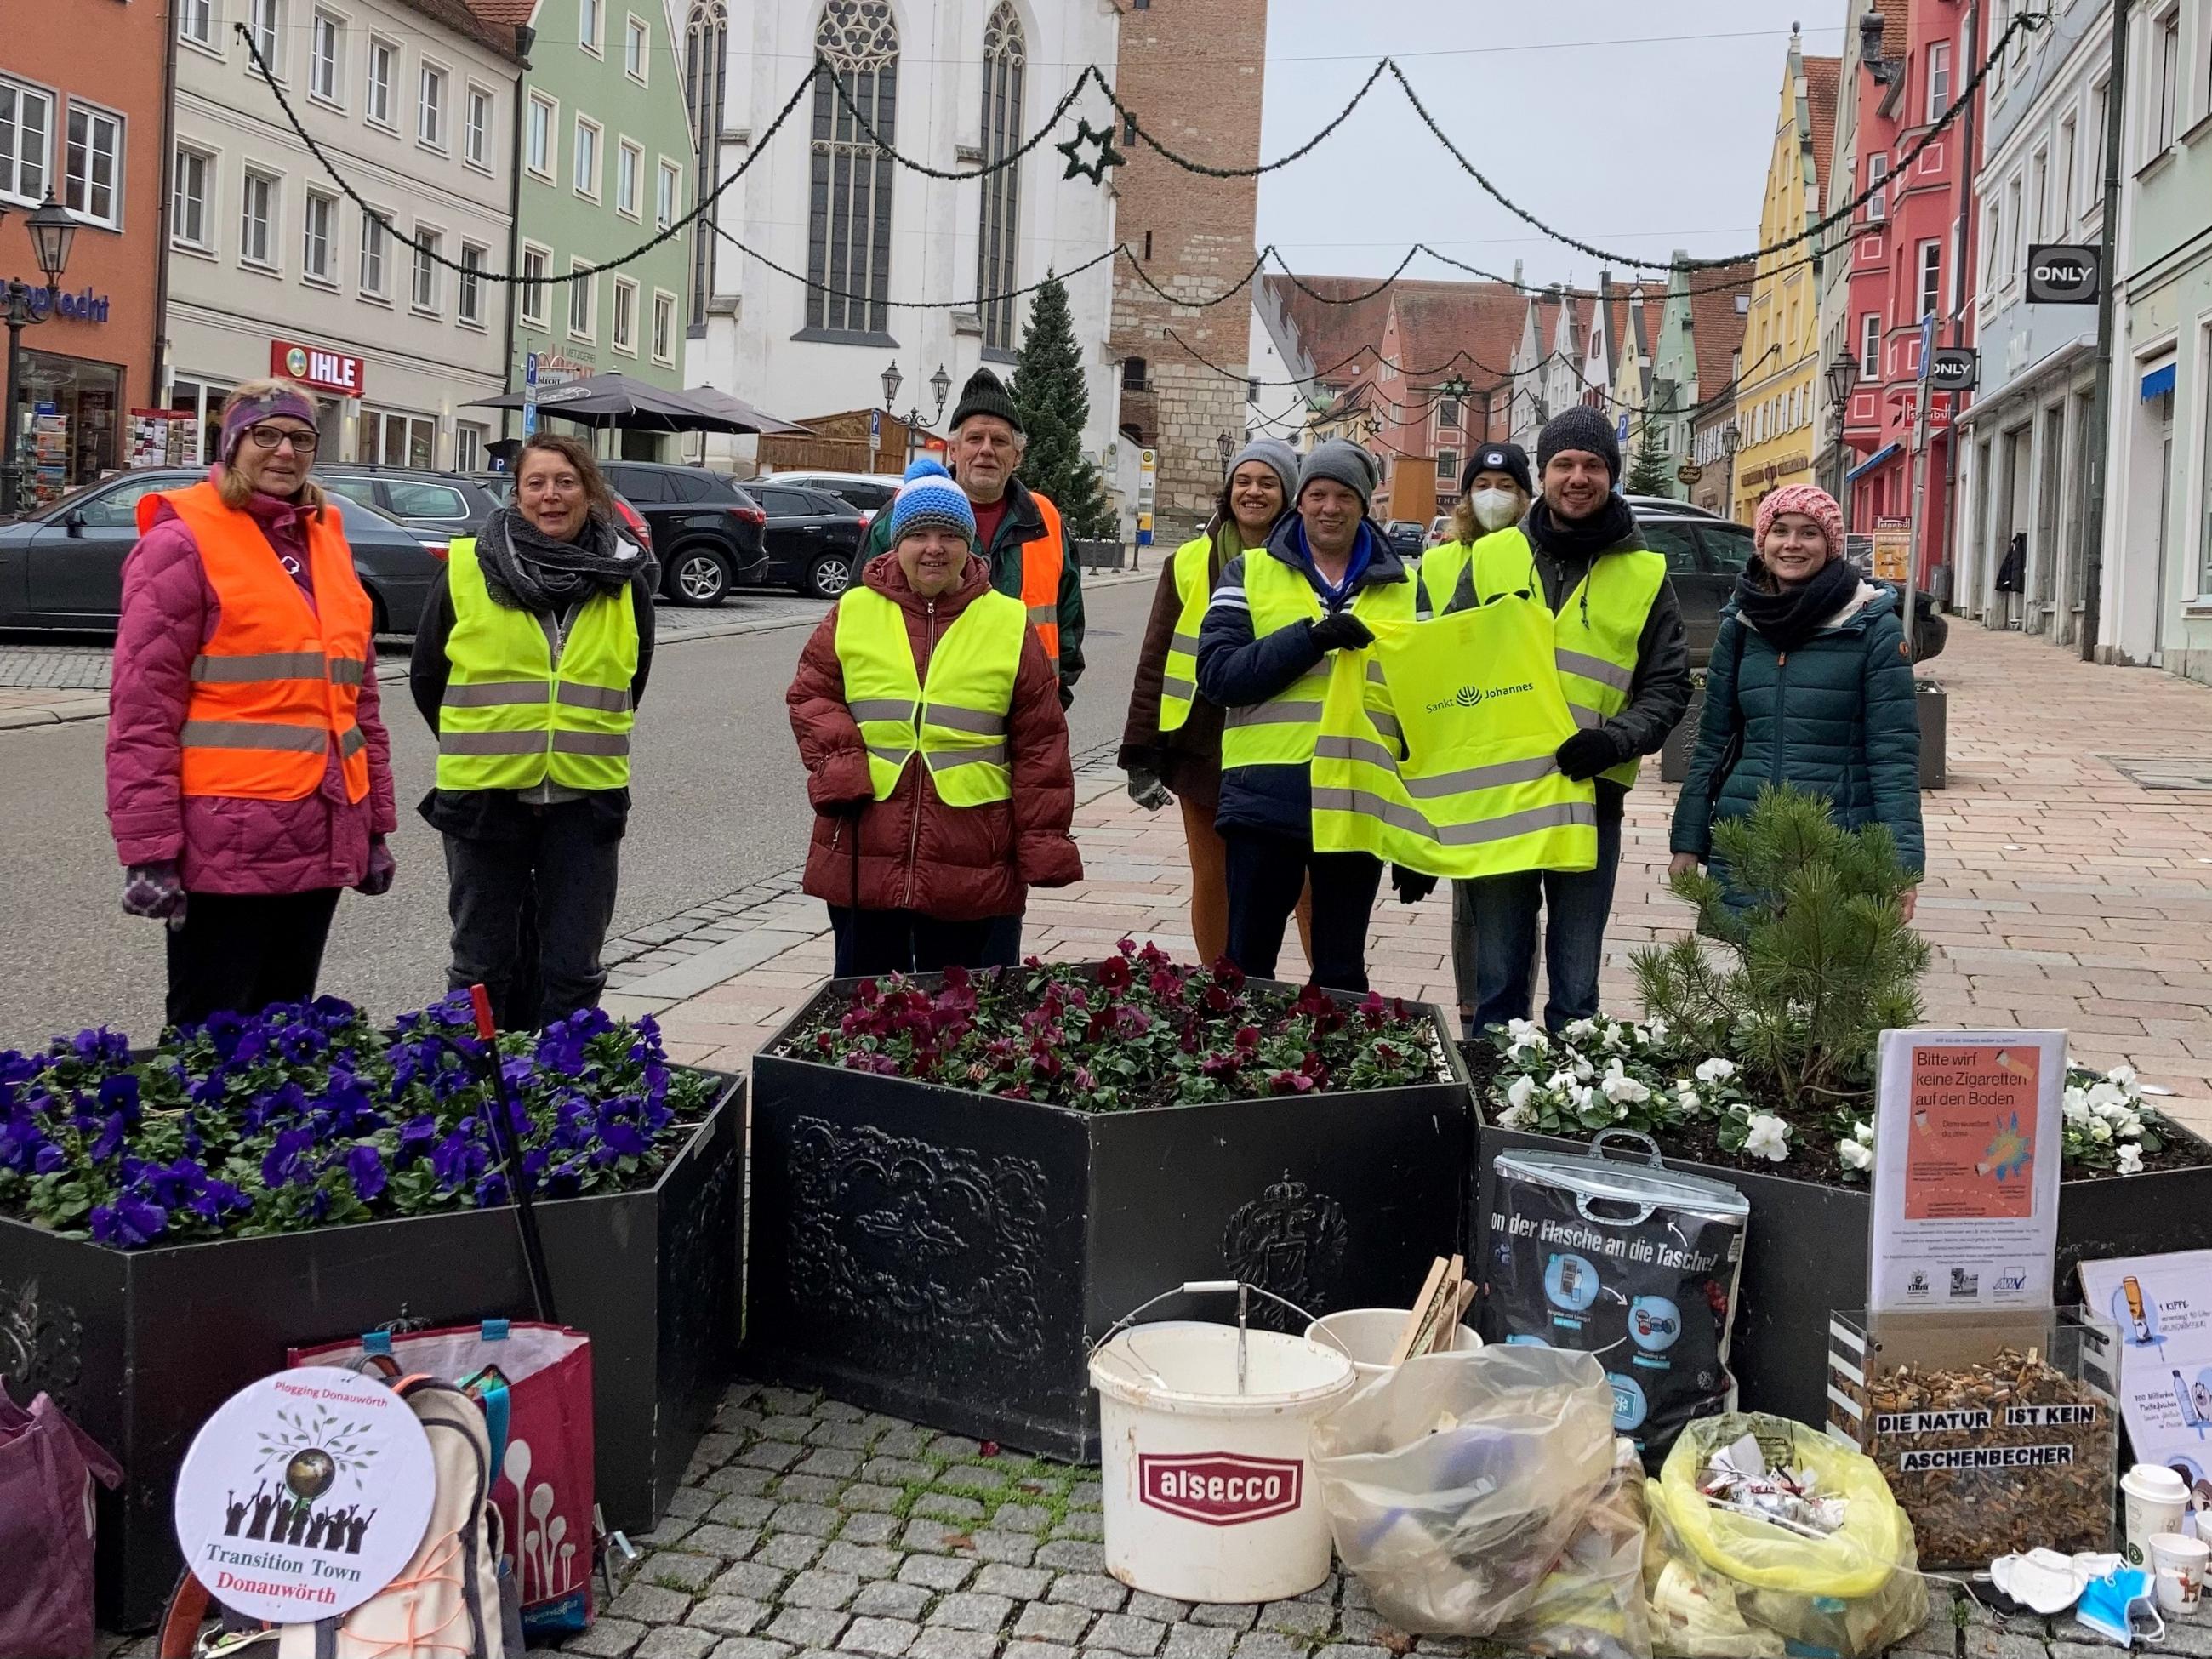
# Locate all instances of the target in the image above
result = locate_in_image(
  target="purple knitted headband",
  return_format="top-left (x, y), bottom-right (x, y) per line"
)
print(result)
top-left (220, 389), bottom-right (320, 464)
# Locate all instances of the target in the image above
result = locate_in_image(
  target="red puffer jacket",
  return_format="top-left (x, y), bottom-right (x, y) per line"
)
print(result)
top-left (788, 550), bottom-right (1081, 921)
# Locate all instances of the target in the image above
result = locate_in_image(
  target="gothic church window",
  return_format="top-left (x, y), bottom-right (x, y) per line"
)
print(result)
top-left (684, 0), bottom-right (727, 328)
top-left (808, 0), bottom-right (899, 336)
top-left (976, 3), bottom-right (1025, 353)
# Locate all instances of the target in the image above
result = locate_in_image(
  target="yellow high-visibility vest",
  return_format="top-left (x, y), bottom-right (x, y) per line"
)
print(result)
top-left (436, 537), bottom-right (637, 792)
top-left (834, 584), bottom-right (1027, 807)
top-left (1417, 538), bottom-right (1478, 617)
top-left (1219, 550), bottom-right (1416, 774)
top-left (1468, 527), bottom-right (1666, 790)
top-left (1158, 533), bottom-right (1214, 733)
top-left (1313, 596), bottom-right (1599, 878)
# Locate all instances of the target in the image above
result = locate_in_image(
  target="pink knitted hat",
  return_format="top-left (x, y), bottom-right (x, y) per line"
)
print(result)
top-left (1753, 483), bottom-right (1845, 562)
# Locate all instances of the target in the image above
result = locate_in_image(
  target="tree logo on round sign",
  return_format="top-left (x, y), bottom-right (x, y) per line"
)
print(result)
top-left (174, 1366), bottom-right (436, 1626)
top-left (283, 345), bottom-right (311, 379)
top-left (1138, 1452), bottom-right (1303, 1525)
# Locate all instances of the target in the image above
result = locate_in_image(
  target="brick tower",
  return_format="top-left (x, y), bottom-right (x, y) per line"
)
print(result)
top-left (1110, 0), bottom-right (1268, 545)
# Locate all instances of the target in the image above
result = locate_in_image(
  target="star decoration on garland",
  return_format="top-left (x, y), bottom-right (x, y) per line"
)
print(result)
top-left (1057, 117), bottom-right (1126, 186)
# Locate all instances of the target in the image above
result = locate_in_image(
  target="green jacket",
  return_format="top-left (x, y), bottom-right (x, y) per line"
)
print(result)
top-left (1670, 582), bottom-right (1924, 875)
top-left (859, 473), bottom-right (1085, 703)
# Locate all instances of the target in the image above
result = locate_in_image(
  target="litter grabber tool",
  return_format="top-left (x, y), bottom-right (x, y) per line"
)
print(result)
top-left (467, 982), bottom-right (558, 1325)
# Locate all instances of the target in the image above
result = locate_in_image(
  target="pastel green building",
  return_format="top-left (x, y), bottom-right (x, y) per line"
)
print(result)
top-left (476, 0), bottom-right (693, 453)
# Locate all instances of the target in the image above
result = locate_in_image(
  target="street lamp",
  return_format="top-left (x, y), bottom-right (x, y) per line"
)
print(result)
top-left (880, 359), bottom-right (903, 411)
top-left (1721, 419), bottom-right (1742, 520)
top-left (1825, 347), bottom-right (1861, 512)
top-left (1, 192), bottom-right (78, 516)
top-left (892, 361), bottom-right (955, 468)
top-left (1217, 430), bottom-right (1234, 475)
top-left (929, 362), bottom-right (951, 417)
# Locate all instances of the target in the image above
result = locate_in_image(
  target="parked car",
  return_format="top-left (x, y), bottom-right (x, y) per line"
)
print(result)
top-left (318, 466), bottom-right (500, 552)
top-left (1627, 497), bottom-right (1756, 667)
top-left (1426, 515), bottom-right (1453, 548)
top-left (598, 461), bottom-right (770, 606)
top-left (742, 482), bottom-right (870, 597)
top-left (0, 468), bottom-right (443, 634)
top-left (1382, 520), bottom-right (1428, 556)
top-left (470, 470), bottom-right (656, 556)
top-left (764, 470), bottom-right (904, 522)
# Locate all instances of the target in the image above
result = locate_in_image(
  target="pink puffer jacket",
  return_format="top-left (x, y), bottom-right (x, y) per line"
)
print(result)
top-left (105, 482), bottom-right (398, 895)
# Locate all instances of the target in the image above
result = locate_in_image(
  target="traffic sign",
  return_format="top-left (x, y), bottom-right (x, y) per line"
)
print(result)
top-left (522, 351), bottom-right (539, 438)
top-left (2026, 243), bottom-right (2101, 305)
top-left (1927, 347), bottom-right (1979, 393)
top-left (1916, 313), bottom-right (1938, 380)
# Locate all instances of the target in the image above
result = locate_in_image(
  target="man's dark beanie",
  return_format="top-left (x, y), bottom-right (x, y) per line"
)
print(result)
top-left (949, 367), bottom-right (1023, 436)
top-left (1536, 406), bottom-right (1621, 482)
top-left (1461, 442), bottom-right (1533, 497)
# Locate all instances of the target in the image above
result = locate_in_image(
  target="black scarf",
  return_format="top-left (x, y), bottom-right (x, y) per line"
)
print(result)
top-left (1525, 493), bottom-right (1639, 564)
top-left (476, 505), bottom-right (654, 613)
top-left (1732, 555), bottom-right (1861, 653)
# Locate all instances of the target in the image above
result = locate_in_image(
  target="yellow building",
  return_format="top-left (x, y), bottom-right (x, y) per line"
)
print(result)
top-left (1731, 32), bottom-right (1839, 524)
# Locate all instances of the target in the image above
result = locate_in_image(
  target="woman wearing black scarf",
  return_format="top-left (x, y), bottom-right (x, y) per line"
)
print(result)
top-left (1668, 484), bottom-right (1923, 918)
top-left (410, 434), bottom-right (659, 1027)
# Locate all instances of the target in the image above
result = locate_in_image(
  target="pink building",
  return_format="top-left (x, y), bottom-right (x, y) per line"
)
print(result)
top-left (1838, 0), bottom-right (1978, 579)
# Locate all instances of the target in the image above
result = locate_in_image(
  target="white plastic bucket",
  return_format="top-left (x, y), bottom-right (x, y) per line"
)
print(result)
top-left (1305, 1308), bottom-right (1484, 1377)
top-left (1091, 1320), bottom-right (1356, 1602)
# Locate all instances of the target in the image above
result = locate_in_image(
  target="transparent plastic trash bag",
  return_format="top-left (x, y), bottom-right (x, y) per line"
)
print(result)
top-left (1497, 1438), bottom-right (1655, 1659)
top-left (1310, 1346), bottom-right (1617, 1635)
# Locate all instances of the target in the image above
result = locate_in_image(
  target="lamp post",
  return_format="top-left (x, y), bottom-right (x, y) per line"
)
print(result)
top-left (882, 359), bottom-right (953, 469)
top-left (1216, 430), bottom-right (1233, 476)
top-left (1824, 349), bottom-right (1860, 522)
top-left (2, 193), bottom-right (78, 516)
top-left (1720, 419), bottom-right (1742, 522)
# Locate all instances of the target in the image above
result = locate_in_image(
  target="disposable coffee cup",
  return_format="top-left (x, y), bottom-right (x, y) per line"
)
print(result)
top-left (2150, 1532), bottom-right (2209, 1615)
top-left (2123, 1465), bottom-right (2190, 1566)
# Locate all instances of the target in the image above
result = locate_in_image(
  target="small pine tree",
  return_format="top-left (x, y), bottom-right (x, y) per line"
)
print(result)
top-left (1633, 785), bottom-right (1930, 1111)
top-left (1624, 417), bottom-right (1673, 497)
top-left (1009, 273), bottom-right (1116, 539)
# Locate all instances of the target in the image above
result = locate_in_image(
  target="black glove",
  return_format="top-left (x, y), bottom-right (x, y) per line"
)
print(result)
top-left (1390, 865), bottom-right (1438, 905)
top-left (1554, 729), bottom-right (1620, 782)
top-left (1308, 612), bottom-right (1375, 653)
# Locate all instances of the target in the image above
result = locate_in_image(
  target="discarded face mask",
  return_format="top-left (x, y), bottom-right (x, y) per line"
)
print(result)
top-left (2075, 1566), bottom-right (2164, 1649)
top-left (1989, 1549), bottom-right (2089, 1616)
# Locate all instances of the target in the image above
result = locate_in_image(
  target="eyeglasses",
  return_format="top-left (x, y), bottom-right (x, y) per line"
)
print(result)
top-left (247, 425), bottom-right (320, 455)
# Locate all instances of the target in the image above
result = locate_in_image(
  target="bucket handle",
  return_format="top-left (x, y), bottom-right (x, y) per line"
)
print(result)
top-left (1093, 1280), bottom-right (1323, 1397)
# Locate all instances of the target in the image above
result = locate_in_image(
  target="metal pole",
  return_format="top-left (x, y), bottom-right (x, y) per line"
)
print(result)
top-left (2078, 0), bottom-right (2129, 662)
top-left (1941, 0), bottom-right (1981, 603)
top-left (2, 292), bottom-right (26, 517)
top-left (1905, 315), bottom-right (1936, 654)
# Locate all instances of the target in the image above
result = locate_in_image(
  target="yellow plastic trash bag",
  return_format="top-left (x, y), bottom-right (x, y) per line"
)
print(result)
top-left (1647, 1414), bottom-right (1928, 1659)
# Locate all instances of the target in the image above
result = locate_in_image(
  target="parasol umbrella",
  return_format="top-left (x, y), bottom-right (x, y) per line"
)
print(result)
top-left (674, 386), bottom-right (812, 436)
top-left (461, 371), bottom-right (757, 434)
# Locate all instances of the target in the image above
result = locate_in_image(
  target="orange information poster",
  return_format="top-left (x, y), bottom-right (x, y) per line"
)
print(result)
top-left (1871, 1029), bottom-right (2065, 1312)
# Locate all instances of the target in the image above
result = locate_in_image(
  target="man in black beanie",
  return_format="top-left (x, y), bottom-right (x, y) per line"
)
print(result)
top-left (1444, 405), bottom-right (1688, 1033)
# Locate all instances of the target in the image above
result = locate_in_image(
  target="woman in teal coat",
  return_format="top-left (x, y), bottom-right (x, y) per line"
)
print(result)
top-left (1669, 483), bottom-right (1924, 918)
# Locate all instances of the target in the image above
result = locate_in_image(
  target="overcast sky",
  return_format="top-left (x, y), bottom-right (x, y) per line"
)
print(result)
top-left (1254, 0), bottom-right (1850, 286)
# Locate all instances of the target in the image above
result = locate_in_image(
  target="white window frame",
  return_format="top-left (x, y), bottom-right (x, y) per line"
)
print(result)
top-left (365, 36), bottom-right (397, 130)
top-left (2030, 147), bottom-right (2050, 242)
top-left (2089, 77), bottom-right (2111, 195)
top-left (458, 241), bottom-right (487, 328)
top-left (410, 225), bottom-right (442, 313)
top-left (170, 143), bottom-right (215, 252)
top-left (1980, 200), bottom-right (2000, 298)
top-left (418, 61), bottom-right (448, 151)
top-left (573, 116), bottom-right (601, 200)
top-left (456, 422), bottom-right (488, 474)
top-left (358, 205), bottom-right (390, 299)
top-left (248, 0), bottom-right (282, 71)
top-left (1861, 312), bottom-right (1882, 379)
top-left (2055, 115), bottom-right (2076, 231)
top-left (1917, 240), bottom-right (1943, 322)
top-left (177, 0), bottom-right (215, 48)
top-left (519, 241), bottom-right (551, 327)
top-left (0, 75), bottom-right (56, 208)
top-left (612, 275), bottom-right (638, 355)
top-left (567, 259), bottom-right (596, 339)
top-left (652, 288), bottom-right (676, 364)
top-left (302, 189), bottom-right (337, 284)
top-left (1926, 40), bottom-right (1952, 121)
top-left (63, 100), bottom-right (125, 230)
top-left (526, 93), bottom-right (556, 180)
top-left (616, 137), bottom-right (642, 219)
top-left (656, 157), bottom-right (680, 230)
top-left (1864, 151), bottom-right (1889, 221)
top-left (579, 0), bottom-right (602, 55)
top-left (2152, 3), bottom-right (2182, 154)
top-left (2004, 174), bottom-right (2023, 284)
top-left (464, 83), bottom-right (493, 171)
top-left (624, 14), bottom-right (649, 82)
top-left (239, 167), bottom-right (279, 270)
top-left (310, 10), bottom-right (345, 105)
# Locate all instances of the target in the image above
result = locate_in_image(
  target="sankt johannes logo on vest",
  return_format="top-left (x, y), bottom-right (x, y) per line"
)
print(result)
top-left (1427, 681), bottom-right (1533, 713)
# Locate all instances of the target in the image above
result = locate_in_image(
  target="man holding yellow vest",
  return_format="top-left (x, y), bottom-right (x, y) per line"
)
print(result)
top-left (789, 459), bottom-right (1080, 978)
top-left (409, 434), bottom-right (657, 1029)
top-left (1447, 408), bottom-right (1690, 1033)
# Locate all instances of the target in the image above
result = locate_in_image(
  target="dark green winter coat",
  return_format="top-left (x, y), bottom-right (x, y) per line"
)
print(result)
top-left (1669, 581), bottom-right (1924, 876)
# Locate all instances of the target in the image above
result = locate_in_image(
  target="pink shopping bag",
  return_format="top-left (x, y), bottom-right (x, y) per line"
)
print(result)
top-left (0, 1381), bottom-right (123, 1659)
top-left (291, 1320), bottom-right (596, 1634)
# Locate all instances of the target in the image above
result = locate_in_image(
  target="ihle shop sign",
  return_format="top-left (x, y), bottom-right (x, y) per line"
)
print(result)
top-left (1137, 1452), bottom-right (1303, 1525)
top-left (271, 339), bottom-right (367, 397)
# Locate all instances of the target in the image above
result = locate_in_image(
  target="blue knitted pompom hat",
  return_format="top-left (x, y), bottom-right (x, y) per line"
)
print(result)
top-left (887, 458), bottom-right (977, 547)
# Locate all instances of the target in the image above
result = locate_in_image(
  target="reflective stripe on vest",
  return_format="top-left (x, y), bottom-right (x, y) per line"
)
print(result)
top-left (1312, 596), bottom-right (1599, 879)
top-left (435, 537), bottom-right (639, 792)
top-left (834, 584), bottom-right (1027, 807)
top-left (1019, 491), bottom-right (1066, 677)
top-left (136, 482), bottom-right (374, 803)
top-left (1218, 550), bottom-right (1416, 774)
top-left (1469, 527), bottom-right (1665, 790)
top-left (1158, 534), bottom-right (1214, 733)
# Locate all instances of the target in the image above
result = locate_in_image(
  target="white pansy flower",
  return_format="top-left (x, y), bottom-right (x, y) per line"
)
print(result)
top-left (2117, 1143), bottom-right (2145, 1176)
top-left (2062, 1086), bottom-right (2090, 1124)
top-left (1568, 1083), bottom-right (1596, 1115)
top-left (1573, 1058), bottom-right (1595, 1082)
top-left (1743, 1114), bottom-right (1791, 1162)
top-left (1563, 1018), bottom-right (1599, 1041)
top-left (1504, 1018), bottom-right (1551, 1062)
top-left (2085, 1080), bottom-right (2127, 1112)
top-left (1854, 1119), bottom-right (1874, 1143)
top-left (1506, 1074), bottom-right (1538, 1112)
top-left (1696, 1057), bottom-right (1737, 1084)
top-left (2109, 1063), bottom-right (2138, 1092)
top-left (2115, 1109), bottom-right (2144, 1139)
top-left (1544, 1069), bottom-right (1576, 1095)
top-left (1600, 1058), bottom-right (1651, 1105)
top-left (1839, 1138), bottom-right (1874, 1172)
top-left (2089, 1117), bottom-right (2114, 1143)
top-left (1645, 1016), bottom-right (1671, 1043)
top-left (1496, 1103), bottom-right (1534, 1129)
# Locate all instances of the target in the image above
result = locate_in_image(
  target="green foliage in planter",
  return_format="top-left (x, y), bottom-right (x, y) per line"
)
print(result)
top-left (1633, 785), bottom-right (1930, 1115)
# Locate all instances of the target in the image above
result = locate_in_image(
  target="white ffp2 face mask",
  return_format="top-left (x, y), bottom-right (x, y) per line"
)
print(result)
top-left (1470, 489), bottom-right (1521, 532)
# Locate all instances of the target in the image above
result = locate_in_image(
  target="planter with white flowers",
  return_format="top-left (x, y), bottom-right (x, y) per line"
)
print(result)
top-left (1468, 789), bottom-right (2212, 1428)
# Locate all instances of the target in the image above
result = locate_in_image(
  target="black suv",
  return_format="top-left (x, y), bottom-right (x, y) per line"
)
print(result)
top-left (1624, 495), bottom-right (1756, 666)
top-left (743, 482), bottom-right (870, 597)
top-left (320, 466), bottom-right (500, 549)
top-left (599, 461), bottom-right (771, 606)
